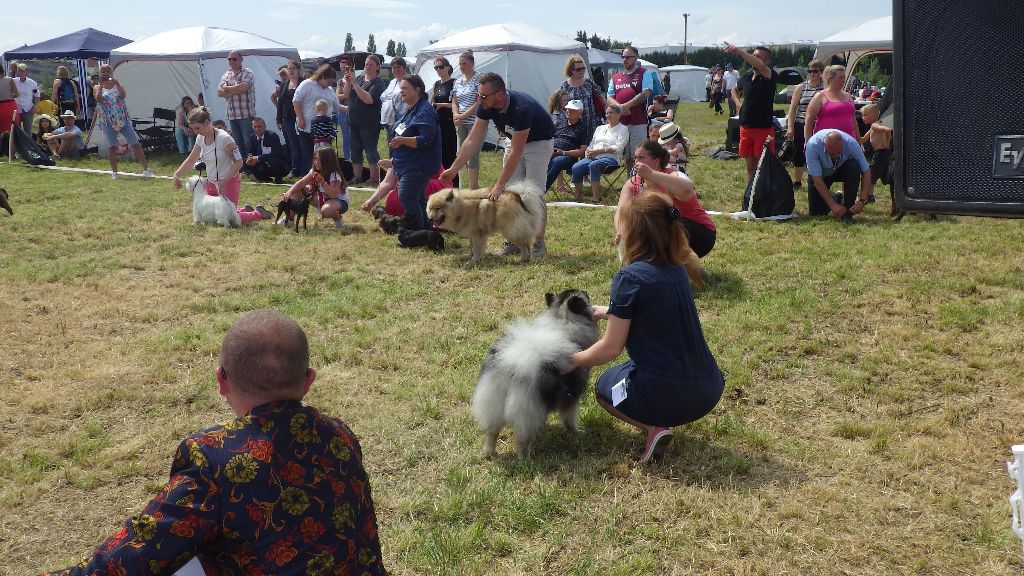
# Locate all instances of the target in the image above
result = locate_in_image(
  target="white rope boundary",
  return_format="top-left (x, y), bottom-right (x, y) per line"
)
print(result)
top-left (16, 163), bottom-right (745, 219)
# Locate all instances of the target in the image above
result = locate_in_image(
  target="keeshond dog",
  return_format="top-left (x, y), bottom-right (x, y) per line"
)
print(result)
top-left (472, 289), bottom-right (600, 459)
top-left (426, 182), bottom-right (544, 262)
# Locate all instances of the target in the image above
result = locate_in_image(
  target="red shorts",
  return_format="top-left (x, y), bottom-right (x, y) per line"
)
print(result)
top-left (738, 126), bottom-right (776, 158)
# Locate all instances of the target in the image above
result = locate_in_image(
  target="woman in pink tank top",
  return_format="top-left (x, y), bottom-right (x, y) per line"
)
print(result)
top-left (803, 64), bottom-right (858, 141)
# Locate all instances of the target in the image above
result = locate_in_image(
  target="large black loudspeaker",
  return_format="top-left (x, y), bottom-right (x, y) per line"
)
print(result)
top-left (894, 1), bottom-right (1024, 216)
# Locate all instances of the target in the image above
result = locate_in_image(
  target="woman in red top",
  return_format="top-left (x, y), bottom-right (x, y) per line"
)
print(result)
top-left (615, 140), bottom-right (716, 258)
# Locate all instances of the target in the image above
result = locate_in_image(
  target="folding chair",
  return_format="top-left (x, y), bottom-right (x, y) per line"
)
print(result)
top-left (136, 107), bottom-right (177, 151)
top-left (600, 163), bottom-right (629, 193)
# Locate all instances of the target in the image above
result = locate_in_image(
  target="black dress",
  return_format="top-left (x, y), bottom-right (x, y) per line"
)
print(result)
top-left (432, 78), bottom-right (458, 186)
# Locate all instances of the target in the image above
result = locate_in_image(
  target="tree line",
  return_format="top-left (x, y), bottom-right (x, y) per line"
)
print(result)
top-left (341, 33), bottom-right (408, 57)
top-left (575, 29), bottom-right (816, 72)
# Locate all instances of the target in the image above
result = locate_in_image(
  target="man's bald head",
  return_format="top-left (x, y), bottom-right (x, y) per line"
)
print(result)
top-left (824, 131), bottom-right (845, 159)
top-left (220, 310), bottom-right (309, 397)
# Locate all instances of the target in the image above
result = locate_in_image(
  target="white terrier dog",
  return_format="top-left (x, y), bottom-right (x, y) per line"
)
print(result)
top-left (187, 175), bottom-right (241, 228)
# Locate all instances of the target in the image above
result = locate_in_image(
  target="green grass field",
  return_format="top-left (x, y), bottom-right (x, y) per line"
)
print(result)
top-left (1, 103), bottom-right (1022, 575)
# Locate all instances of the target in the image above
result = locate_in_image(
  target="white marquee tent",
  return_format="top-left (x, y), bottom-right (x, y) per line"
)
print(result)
top-left (414, 22), bottom-right (586, 144)
top-left (659, 65), bottom-right (710, 102)
top-left (109, 27), bottom-right (299, 134)
top-left (814, 16), bottom-right (892, 65)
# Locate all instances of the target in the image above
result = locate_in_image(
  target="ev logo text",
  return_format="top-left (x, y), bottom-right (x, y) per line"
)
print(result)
top-left (992, 136), bottom-right (1024, 179)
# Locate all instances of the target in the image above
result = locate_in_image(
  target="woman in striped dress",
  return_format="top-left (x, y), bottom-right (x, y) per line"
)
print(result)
top-left (559, 54), bottom-right (606, 141)
top-left (451, 50), bottom-right (482, 189)
top-left (786, 59), bottom-right (825, 187)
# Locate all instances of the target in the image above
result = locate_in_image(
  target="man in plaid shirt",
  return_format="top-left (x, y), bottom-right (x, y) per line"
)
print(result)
top-left (218, 50), bottom-right (256, 155)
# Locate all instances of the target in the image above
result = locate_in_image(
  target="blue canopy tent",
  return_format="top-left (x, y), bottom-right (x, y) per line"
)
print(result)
top-left (3, 28), bottom-right (132, 124)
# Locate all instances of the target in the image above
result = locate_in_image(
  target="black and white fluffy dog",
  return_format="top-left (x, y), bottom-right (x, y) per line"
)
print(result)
top-left (472, 289), bottom-right (599, 459)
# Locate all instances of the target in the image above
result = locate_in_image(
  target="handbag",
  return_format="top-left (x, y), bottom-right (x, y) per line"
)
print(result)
top-left (776, 137), bottom-right (794, 163)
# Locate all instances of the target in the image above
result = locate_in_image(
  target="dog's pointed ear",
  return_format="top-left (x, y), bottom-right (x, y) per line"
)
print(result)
top-left (445, 190), bottom-right (455, 203)
top-left (545, 292), bottom-right (555, 307)
top-left (567, 294), bottom-right (591, 316)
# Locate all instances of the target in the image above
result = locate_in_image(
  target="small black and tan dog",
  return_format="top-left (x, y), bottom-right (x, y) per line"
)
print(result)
top-left (371, 206), bottom-right (417, 236)
top-left (275, 189), bottom-right (314, 232)
top-left (0, 187), bottom-right (12, 215)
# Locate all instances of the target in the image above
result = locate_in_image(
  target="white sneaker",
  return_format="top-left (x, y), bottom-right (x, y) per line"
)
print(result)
top-left (142, 169), bottom-right (154, 177)
top-left (276, 216), bottom-right (292, 226)
top-left (111, 172), bottom-right (118, 180)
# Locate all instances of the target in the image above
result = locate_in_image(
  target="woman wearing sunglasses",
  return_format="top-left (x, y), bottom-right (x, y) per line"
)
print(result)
top-left (429, 57), bottom-right (458, 187)
top-left (559, 54), bottom-right (605, 140)
top-left (786, 58), bottom-right (825, 186)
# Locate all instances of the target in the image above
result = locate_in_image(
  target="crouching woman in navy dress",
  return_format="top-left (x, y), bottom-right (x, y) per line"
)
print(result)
top-left (569, 192), bottom-right (724, 462)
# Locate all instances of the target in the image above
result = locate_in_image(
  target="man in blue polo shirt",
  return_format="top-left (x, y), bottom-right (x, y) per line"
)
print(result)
top-left (440, 72), bottom-right (554, 257)
top-left (805, 130), bottom-right (874, 222)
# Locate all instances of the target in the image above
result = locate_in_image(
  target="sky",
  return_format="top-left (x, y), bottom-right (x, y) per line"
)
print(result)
top-left (1, 1), bottom-right (891, 59)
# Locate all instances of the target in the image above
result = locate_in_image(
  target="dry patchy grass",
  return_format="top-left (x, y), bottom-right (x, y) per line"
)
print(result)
top-left (1, 103), bottom-right (1023, 575)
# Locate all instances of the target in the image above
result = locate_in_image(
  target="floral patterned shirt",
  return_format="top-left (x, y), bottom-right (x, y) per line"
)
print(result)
top-left (96, 86), bottom-right (130, 131)
top-left (42, 400), bottom-right (386, 576)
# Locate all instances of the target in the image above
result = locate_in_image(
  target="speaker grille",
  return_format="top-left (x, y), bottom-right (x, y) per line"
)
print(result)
top-left (896, 2), bottom-right (1024, 211)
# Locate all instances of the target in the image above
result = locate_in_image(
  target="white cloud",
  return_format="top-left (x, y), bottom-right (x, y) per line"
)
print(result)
top-left (374, 22), bottom-right (459, 54)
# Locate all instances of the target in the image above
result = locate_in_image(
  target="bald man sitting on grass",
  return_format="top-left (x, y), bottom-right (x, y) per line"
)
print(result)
top-left (42, 309), bottom-right (386, 576)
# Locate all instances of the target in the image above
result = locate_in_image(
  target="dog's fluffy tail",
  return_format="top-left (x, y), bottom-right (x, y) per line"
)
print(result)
top-left (472, 316), bottom-right (580, 430)
top-left (497, 316), bottom-right (578, 378)
top-left (504, 181), bottom-right (542, 199)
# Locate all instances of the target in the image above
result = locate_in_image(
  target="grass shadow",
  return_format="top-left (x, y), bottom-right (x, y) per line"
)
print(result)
top-left (490, 417), bottom-right (799, 493)
top-left (643, 434), bottom-right (800, 490)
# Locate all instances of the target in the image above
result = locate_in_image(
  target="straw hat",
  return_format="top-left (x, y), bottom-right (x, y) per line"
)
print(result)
top-left (658, 123), bottom-right (681, 145)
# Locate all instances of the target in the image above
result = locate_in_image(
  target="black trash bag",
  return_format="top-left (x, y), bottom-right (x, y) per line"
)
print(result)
top-left (7, 125), bottom-right (54, 166)
top-left (742, 137), bottom-right (794, 217)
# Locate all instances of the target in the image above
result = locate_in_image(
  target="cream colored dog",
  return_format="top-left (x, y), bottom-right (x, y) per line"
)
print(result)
top-left (426, 183), bottom-right (544, 262)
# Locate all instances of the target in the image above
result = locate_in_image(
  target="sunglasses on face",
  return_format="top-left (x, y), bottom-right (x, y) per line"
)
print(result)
top-left (809, 69), bottom-right (822, 73)
top-left (228, 57), bottom-right (240, 61)
top-left (572, 67), bottom-right (586, 72)
top-left (434, 65), bottom-right (446, 70)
